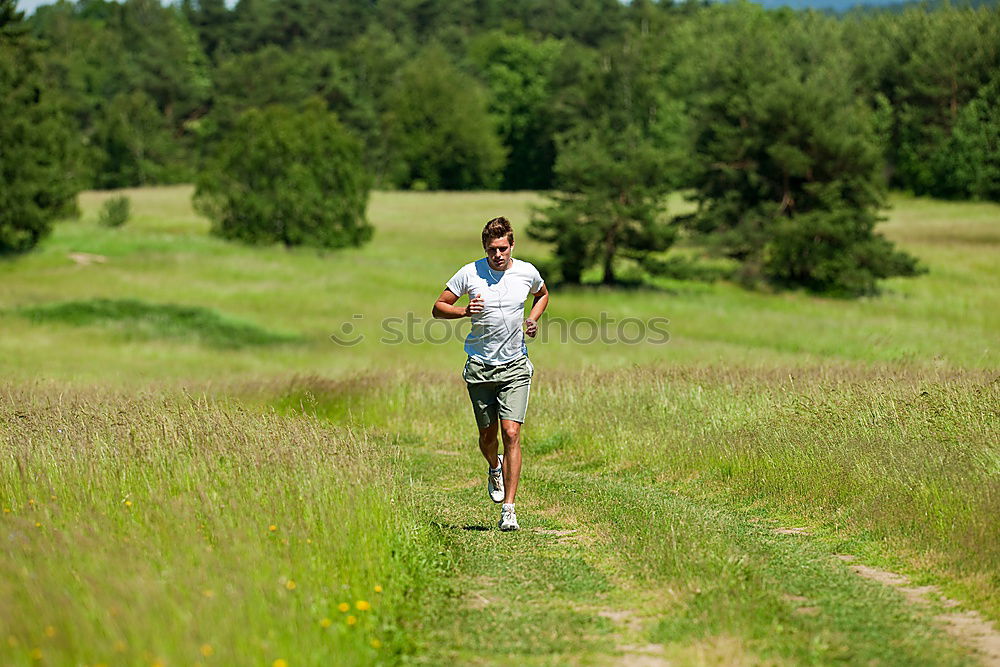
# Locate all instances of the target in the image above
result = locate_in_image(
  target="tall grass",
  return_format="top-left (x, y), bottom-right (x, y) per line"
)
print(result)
top-left (0, 186), bottom-right (996, 657)
top-left (270, 365), bottom-right (1000, 618)
top-left (0, 384), bottom-right (437, 666)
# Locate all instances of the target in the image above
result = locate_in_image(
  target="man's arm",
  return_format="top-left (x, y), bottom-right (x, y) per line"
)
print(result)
top-left (524, 283), bottom-right (549, 338)
top-left (433, 289), bottom-right (484, 319)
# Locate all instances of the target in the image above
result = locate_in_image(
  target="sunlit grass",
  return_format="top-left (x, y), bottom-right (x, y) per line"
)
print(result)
top-left (270, 364), bottom-right (1000, 621)
top-left (0, 188), bottom-right (995, 384)
top-left (0, 187), bottom-right (997, 661)
top-left (0, 384), bottom-right (432, 665)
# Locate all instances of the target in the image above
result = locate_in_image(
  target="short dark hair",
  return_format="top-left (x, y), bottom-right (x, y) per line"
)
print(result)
top-left (482, 216), bottom-right (514, 248)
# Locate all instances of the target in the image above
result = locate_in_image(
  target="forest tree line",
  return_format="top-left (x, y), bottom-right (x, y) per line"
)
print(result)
top-left (17, 0), bottom-right (1000, 198)
top-left (3, 0), bottom-right (998, 294)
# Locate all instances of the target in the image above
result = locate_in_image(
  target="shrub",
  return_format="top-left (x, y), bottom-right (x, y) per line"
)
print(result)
top-left (194, 101), bottom-right (372, 249)
top-left (98, 195), bottom-right (131, 228)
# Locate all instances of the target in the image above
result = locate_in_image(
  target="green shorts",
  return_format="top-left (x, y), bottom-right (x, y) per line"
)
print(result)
top-left (462, 355), bottom-right (534, 429)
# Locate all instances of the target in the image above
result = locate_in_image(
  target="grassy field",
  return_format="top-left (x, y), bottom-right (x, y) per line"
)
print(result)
top-left (1, 187), bottom-right (997, 664)
top-left (0, 187), bottom-right (996, 382)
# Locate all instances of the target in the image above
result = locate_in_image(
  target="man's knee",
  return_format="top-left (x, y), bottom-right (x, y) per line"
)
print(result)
top-left (500, 421), bottom-right (521, 444)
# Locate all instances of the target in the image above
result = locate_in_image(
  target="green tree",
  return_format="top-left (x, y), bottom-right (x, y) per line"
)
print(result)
top-left (674, 5), bottom-right (922, 296)
top-left (29, 1), bottom-right (118, 187)
top-left (952, 78), bottom-right (1000, 201)
top-left (467, 31), bottom-right (563, 190)
top-left (383, 44), bottom-right (505, 190)
top-left (881, 7), bottom-right (998, 197)
top-left (0, 0), bottom-right (80, 255)
top-left (340, 25), bottom-right (408, 185)
top-left (94, 90), bottom-right (189, 187)
top-left (30, 0), bottom-right (210, 188)
top-left (181, 0), bottom-right (233, 62)
top-left (223, 0), bottom-right (376, 53)
top-left (529, 33), bottom-right (684, 285)
top-left (194, 101), bottom-right (372, 249)
top-left (209, 45), bottom-right (375, 145)
top-left (117, 0), bottom-right (211, 126)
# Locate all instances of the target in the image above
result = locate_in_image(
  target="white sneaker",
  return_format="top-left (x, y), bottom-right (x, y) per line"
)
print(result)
top-left (488, 454), bottom-right (504, 503)
top-left (499, 503), bottom-right (519, 531)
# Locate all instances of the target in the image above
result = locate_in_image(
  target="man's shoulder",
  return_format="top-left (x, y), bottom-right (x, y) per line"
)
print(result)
top-left (445, 259), bottom-right (486, 293)
top-left (451, 259), bottom-right (484, 276)
top-left (513, 258), bottom-right (542, 277)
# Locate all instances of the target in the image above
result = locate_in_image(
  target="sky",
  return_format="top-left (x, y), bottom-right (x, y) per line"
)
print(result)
top-left (17, 0), bottom-right (51, 11)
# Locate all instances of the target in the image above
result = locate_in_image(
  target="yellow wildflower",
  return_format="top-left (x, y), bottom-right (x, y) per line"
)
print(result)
top-left (370, 639), bottom-right (382, 649)
top-left (4, 508), bottom-right (11, 513)
top-left (125, 500), bottom-right (133, 507)
top-left (44, 626), bottom-right (56, 638)
top-left (355, 600), bottom-right (370, 611)
top-left (374, 585), bottom-right (383, 593)
top-left (337, 602), bottom-right (349, 613)
top-left (200, 644), bottom-right (214, 657)
top-left (272, 660), bottom-right (288, 667)
top-left (35, 522), bottom-right (42, 528)
top-left (28, 499), bottom-right (35, 505)
top-left (285, 580), bottom-right (297, 591)
top-left (346, 615), bottom-right (357, 626)
top-left (269, 525), bottom-right (277, 532)
top-left (319, 618), bottom-right (332, 628)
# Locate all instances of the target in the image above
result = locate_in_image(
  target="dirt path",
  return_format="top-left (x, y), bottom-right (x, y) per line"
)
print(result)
top-left (834, 554), bottom-right (1000, 666)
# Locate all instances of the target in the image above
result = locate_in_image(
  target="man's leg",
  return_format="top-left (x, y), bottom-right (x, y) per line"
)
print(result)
top-left (478, 420), bottom-right (500, 469)
top-left (499, 419), bottom-right (522, 504)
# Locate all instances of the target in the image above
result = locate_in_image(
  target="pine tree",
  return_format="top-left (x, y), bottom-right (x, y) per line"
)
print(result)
top-left (529, 33), bottom-right (684, 285)
top-left (674, 5), bottom-right (922, 296)
top-left (0, 0), bottom-right (80, 255)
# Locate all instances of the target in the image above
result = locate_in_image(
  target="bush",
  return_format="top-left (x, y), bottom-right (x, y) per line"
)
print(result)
top-left (194, 101), bottom-right (372, 249)
top-left (762, 210), bottom-right (924, 297)
top-left (98, 195), bottom-right (130, 228)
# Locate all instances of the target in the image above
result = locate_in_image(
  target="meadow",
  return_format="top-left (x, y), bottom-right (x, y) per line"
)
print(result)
top-left (0, 188), bottom-right (997, 664)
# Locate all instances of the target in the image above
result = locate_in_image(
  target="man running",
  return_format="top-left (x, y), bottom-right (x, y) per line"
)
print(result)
top-left (432, 217), bottom-right (549, 531)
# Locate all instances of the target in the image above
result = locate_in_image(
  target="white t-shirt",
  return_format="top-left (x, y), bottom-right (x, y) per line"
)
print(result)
top-left (446, 258), bottom-right (545, 365)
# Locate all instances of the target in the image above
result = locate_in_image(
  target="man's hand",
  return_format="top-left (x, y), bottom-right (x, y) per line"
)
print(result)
top-left (466, 295), bottom-right (485, 317)
top-left (524, 317), bottom-right (538, 338)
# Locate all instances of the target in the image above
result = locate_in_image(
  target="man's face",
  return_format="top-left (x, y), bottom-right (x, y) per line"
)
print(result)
top-left (484, 236), bottom-right (513, 271)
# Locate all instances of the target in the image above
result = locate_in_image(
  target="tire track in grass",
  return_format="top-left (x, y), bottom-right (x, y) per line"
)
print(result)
top-left (404, 447), bottom-right (974, 665)
top-left (403, 448), bottom-right (620, 665)
top-left (530, 466), bottom-right (974, 666)
top-left (835, 555), bottom-right (1000, 666)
